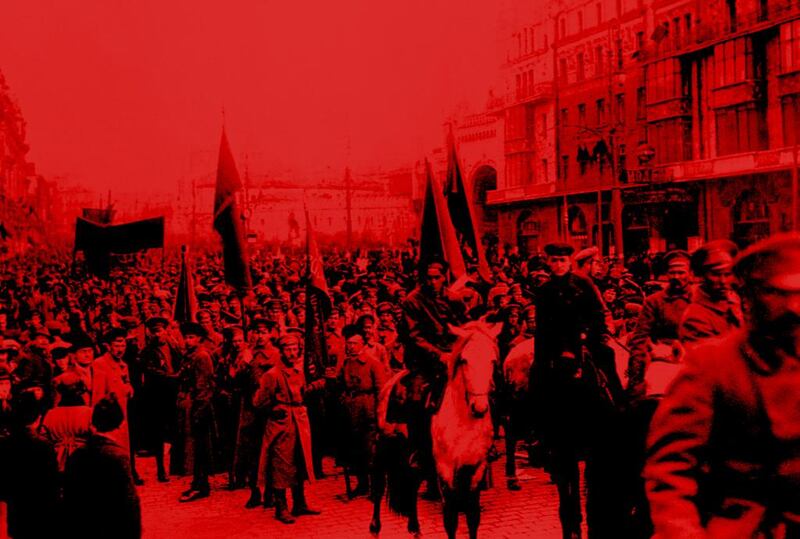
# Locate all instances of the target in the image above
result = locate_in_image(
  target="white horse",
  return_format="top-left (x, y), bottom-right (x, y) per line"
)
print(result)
top-left (431, 321), bottom-right (500, 539)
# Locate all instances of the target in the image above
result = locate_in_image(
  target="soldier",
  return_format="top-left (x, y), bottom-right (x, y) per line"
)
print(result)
top-left (529, 242), bottom-right (624, 539)
top-left (679, 239), bottom-right (743, 345)
top-left (376, 302), bottom-right (403, 372)
top-left (139, 316), bottom-right (182, 482)
top-left (233, 319), bottom-right (275, 507)
top-left (178, 322), bottom-right (216, 502)
top-left (627, 250), bottom-right (693, 399)
top-left (358, 313), bottom-right (390, 372)
top-left (333, 324), bottom-right (388, 497)
top-left (253, 333), bottom-right (330, 524)
top-left (646, 233), bottom-right (800, 537)
top-left (399, 257), bottom-right (468, 499)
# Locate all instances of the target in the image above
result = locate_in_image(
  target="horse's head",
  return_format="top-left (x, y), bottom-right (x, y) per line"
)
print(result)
top-left (447, 322), bottom-right (501, 418)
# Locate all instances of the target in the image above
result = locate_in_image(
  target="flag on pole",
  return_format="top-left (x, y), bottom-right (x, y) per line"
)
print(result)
top-left (174, 245), bottom-right (198, 324)
top-left (418, 158), bottom-right (466, 280)
top-left (444, 127), bottom-right (492, 282)
top-left (304, 206), bottom-right (331, 380)
top-left (213, 128), bottom-right (252, 290)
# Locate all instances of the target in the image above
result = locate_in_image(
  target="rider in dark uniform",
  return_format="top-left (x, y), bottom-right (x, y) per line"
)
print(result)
top-left (529, 243), bottom-right (625, 539)
top-left (398, 257), bottom-right (468, 497)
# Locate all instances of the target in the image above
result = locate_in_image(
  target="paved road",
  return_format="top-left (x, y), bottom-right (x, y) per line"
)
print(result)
top-left (137, 449), bottom-right (571, 539)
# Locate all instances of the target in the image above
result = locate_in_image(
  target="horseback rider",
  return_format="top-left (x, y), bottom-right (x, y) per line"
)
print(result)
top-left (398, 257), bottom-right (469, 497)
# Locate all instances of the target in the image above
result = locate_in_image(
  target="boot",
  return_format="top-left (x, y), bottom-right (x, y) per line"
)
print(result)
top-left (506, 477), bottom-right (522, 491)
top-left (262, 488), bottom-right (275, 508)
top-left (274, 490), bottom-right (296, 525)
top-left (291, 484), bottom-right (321, 516)
top-left (245, 488), bottom-right (261, 509)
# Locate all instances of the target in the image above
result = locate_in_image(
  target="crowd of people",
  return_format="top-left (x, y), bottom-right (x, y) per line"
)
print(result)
top-left (0, 233), bottom-right (798, 538)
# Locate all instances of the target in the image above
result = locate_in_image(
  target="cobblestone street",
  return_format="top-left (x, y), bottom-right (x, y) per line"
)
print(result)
top-left (138, 450), bottom-right (568, 539)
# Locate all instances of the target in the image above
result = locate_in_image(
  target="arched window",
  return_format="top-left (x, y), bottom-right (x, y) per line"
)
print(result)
top-left (568, 206), bottom-right (588, 242)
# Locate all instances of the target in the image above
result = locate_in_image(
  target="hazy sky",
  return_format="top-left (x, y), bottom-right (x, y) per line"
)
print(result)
top-left (0, 0), bottom-right (503, 197)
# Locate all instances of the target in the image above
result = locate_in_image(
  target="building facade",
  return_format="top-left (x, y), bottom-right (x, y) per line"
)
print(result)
top-left (478, 0), bottom-right (800, 258)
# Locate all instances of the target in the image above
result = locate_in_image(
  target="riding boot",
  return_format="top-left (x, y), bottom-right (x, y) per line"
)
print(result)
top-left (291, 483), bottom-right (321, 516)
top-left (245, 487), bottom-right (261, 509)
top-left (274, 489), bottom-right (295, 524)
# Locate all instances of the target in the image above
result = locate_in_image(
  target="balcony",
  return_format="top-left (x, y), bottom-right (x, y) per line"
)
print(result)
top-left (486, 182), bottom-right (557, 205)
top-left (509, 82), bottom-right (554, 107)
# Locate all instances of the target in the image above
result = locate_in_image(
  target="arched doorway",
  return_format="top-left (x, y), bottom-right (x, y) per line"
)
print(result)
top-left (517, 210), bottom-right (541, 255)
top-left (471, 166), bottom-right (498, 235)
top-left (733, 189), bottom-right (770, 247)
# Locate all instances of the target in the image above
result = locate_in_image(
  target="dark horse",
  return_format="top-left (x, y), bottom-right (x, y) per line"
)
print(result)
top-left (370, 322), bottom-right (500, 538)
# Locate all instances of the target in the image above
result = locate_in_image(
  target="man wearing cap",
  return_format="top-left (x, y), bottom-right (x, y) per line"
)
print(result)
top-left (530, 242), bottom-right (624, 539)
top-left (645, 232), bottom-right (800, 537)
top-left (679, 239), bottom-right (743, 345)
top-left (175, 322), bottom-right (215, 502)
top-left (376, 302), bottom-right (403, 372)
top-left (65, 333), bottom-right (96, 405)
top-left (627, 250), bottom-right (693, 399)
top-left (254, 332), bottom-right (330, 524)
top-left (333, 324), bottom-right (389, 498)
top-left (12, 330), bottom-right (53, 405)
top-left (139, 316), bottom-right (182, 482)
top-left (93, 328), bottom-right (142, 484)
top-left (233, 320), bottom-right (274, 507)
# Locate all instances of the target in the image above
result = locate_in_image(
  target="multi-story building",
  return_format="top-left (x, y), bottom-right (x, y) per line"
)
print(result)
top-left (483, 0), bottom-right (800, 258)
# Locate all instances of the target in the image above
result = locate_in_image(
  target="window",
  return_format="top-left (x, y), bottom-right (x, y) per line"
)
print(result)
top-left (685, 14), bottom-right (692, 34)
top-left (714, 37), bottom-right (752, 87)
top-left (560, 58), bottom-right (568, 83)
top-left (506, 106), bottom-right (527, 140)
top-left (647, 59), bottom-right (683, 102)
top-left (521, 71), bottom-right (528, 98)
top-left (596, 2), bottom-right (603, 23)
top-left (596, 98), bottom-right (606, 125)
top-left (561, 155), bottom-right (569, 180)
top-left (715, 103), bottom-right (767, 155)
top-left (541, 159), bottom-right (548, 182)
top-left (596, 46), bottom-right (604, 75)
top-left (516, 74), bottom-right (522, 99)
top-left (616, 93), bottom-right (625, 124)
top-left (673, 17), bottom-right (681, 48)
top-left (540, 113), bottom-right (548, 137)
top-left (524, 28), bottom-right (529, 54)
top-left (578, 11), bottom-right (584, 32)
top-left (651, 119), bottom-right (692, 163)
top-left (578, 103), bottom-right (587, 126)
top-left (781, 95), bottom-right (800, 146)
top-left (636, 87), bottom-right (646, 119)
top-left (636, 31), bottom-right (645, 51)
top-left (560, 18), bottom-right (566, 39)
top-left (577, 52), bottom-right (585, 81)
top-left (531, 27), bottom-right (536, 51)
top-left (781, 21), bottom-right (800, 74)
top-left (616, 38), bottom-right (624, 70)
top-left (561, 107), bottom-right (569, 127)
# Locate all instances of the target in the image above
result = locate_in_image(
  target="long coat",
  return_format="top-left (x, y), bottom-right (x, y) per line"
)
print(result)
top-left (232, 348), bottom-right (273, 483)
top-left (92, 353), bottom-right (135, 449)
top-left (254, 363), bottom-right (325, 490)
top-left (400, 287), bottom-right (467, 374)
top-left (645, 330), bottom-right (800, 538)
top-left (336, 350), bottom-right (389, 471)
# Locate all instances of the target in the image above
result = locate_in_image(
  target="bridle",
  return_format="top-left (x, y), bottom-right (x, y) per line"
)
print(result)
top-left (451, 330), bottom-right (498, 409)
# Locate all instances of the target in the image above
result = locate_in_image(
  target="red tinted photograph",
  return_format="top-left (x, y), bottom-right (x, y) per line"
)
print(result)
top-left (1, 0), bottom-right (799, 538)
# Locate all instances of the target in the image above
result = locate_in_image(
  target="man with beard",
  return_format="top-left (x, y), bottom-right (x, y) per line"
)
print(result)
top-left (645, 233), bottom-right (800, 537)
top-left (679, 240), bottom-right (743, 345)
top-left (529, 243), bottom-right (624, 539)
top-left (253, 333), bottom-right (330, 524)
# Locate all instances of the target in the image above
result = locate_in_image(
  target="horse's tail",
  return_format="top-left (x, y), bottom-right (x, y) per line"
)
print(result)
top-left (382, 436), bottom-right (415, 517)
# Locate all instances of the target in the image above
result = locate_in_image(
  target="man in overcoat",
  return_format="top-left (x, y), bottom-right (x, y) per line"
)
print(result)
top-left (253, 332), bottom-right (329, 524)
top-left (679, 239), bottom-right (743, 345)
top-left (646, 232), bottom-right (800, 537)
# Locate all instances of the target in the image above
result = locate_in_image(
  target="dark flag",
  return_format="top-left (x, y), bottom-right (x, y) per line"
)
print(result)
top-left (213, 128), bottom-right (252, 290)
top-left (82, 206), bottom-right (115, 224)
top-left (173, 245), bottom-right (198, 324)
top-left (74, 216), bottom-right (165, 276)
top-left (304, 207), bottom-right (331, 380)
top-left (418, 158), bottom-right (466, 279)
top-left (444, 127), bottom-right (491, 282)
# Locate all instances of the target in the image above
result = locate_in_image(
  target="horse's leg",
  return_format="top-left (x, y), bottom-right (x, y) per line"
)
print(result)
top-left (369, 464), bottom-right (384, 535)
top-left (407, 475), bottom-right (421, 535)
top-left (465, 489), bottom-right (481, 539)
top-left (442, 488), bottom-right (459, 539)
